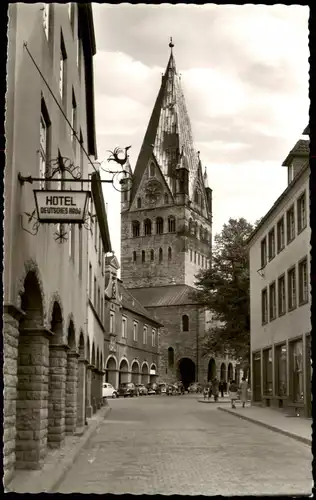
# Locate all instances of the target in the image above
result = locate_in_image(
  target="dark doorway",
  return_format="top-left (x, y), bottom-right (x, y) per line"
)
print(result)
top-left (252, 352), bottom-right (261, 402)
top-left (208, 358), bottom-right (216, 381)
top-left (178, 358), bottom-right (195, 389)
top-left (228, 363), bottom-right (233, 381)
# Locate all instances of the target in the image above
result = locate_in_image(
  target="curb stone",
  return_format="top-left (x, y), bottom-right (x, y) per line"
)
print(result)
top-left (6, 405), bottom-right (112, 493)
top-left (218, 406), bottom-right (311, 446)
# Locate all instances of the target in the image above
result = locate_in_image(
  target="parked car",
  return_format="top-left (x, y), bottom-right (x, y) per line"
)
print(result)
top-left (136, 384), bottom-right (148, 396)
top-left (146, 383), bottom-right (157, 395)
top-left (102, 383), bottom-right (118, 399)
top-left (158, 383), bottom-right (167, 394)
top-left (188, 382), bottom-right (203, 394)
top-left (117, 382), bottom-right (138, 398)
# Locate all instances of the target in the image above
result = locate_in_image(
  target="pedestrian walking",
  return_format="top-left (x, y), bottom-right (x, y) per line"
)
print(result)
top-left (203, 386), bottom-right (209, 400)
top-left (240, 377), bottom-right (248, 408)
top-left (212, 377), bottom-right (219, 402)
top-left (219, 380), bottom-right (224, 398)
top-left (229, 380), bottom-right (238, 409)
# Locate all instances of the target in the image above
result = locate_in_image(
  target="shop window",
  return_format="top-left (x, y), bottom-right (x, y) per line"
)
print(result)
top-left (277, 216), bottom-right (285, 253)
top-left (263, 348), bottom-right (273, 395)
top-left (291, 339), bottom-right (304, 402)
top-left (275, 344), bottom-right (287, 396)
top-left (182, 314), bottom-right (189, 332)
top-left (168, 347), bottom-right (174, 368)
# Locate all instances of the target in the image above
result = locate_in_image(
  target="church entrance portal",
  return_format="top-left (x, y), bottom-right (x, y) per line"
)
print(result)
top-left (177, 358), bottom-right (195, 389)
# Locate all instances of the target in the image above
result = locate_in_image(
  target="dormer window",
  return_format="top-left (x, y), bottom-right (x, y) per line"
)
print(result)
top-left (288, 163), bottom-right (294, 184)
top-left (149, 163), bottom-right (155, 177)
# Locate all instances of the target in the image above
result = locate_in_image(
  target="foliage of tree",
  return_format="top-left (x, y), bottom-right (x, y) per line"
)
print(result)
top-left (191, 218), bottom-right (257, 374)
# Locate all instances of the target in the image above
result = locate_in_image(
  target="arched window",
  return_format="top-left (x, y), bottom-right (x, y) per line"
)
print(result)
top-left (194, 189), bottom-right (199, 204)
top-left (137, 197), bottom-right (141, 208)
top-left (196, 226), bottom-right (200, 240)
top-left (164, 193), bottom-right (169, 204)
top-left (142, 250), bottom-right (145, 263)
top-left (159, 248), bottom-right (163, 262)
top-left (168, 216), bottom-right (176, 233)
top-left (194, 221), bottom-right (198, 236)
top-left (133, 251), bottom-right (137, 262)
top-left (182, 314), bottom-right (189, 332)
top-left (132, 221), bottom-right (140, 237)
top-left (168, 246), bottom-right (172, 260)
top-left (149, 162), bottom-right (155, 177)
top-left (156, 217), bottom-right (164, 234)
top-left (150, 249), bottom-right (154, 261)
top-left (168, 347), bottom-right (174, 368)
top-left (144, 219), bottom-right (152, 236)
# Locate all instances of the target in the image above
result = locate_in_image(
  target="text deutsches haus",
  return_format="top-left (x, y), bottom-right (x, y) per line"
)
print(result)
top-left (40, 195), bottom-right (81, 215)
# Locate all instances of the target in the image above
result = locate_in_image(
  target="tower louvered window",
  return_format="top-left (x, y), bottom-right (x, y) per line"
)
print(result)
top-left (144, 219), bottom-right (152, 235)
top-left (132, 221), bottom-right (140, 237)
top-left (156, 217), bottom-right (164, 234)
top-left (168, 216), bottom-right (176, 232)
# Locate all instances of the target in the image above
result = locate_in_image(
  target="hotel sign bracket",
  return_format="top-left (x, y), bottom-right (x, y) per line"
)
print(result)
top-left (18, 148), bottom-right (133, 243)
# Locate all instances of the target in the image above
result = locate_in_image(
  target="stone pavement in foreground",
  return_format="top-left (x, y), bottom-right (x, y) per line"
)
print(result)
top-left (55, 395), bottom-right (312, 496)
top-left (218, 404), bottom-right (312, 445)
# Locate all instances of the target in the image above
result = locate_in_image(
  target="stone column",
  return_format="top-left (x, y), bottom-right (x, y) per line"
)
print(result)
top-left (76, 358), bottom-right (86, 427)
top-left (85, 364), bottom-right (93, 419)
top-left (3, 306), bottom-right (22, 486)
top-left (15, 328), bottom-right (51, 470)
top-left (91, 367), bottom-right (98, 413)
top-left (47, 344), bottom-right (68, 448)
top-left (65, 351), bottom-right (79, 435)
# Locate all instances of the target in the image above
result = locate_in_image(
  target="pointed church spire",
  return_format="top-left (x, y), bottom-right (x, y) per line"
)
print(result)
top-left (131, 43), bottom-right (199, 202)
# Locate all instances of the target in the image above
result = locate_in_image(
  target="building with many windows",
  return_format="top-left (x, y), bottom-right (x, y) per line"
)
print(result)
top-left (120, 42), bottom-right (236, 387)
top-left (103, 255), bottom-right (162, 390)
top-left (247, 127), bottom-right (311, 417)
top-left (4, 3), bottom-right (98, 485)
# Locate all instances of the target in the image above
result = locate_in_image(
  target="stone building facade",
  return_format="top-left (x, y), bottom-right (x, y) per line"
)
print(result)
top-left (4, 3), bottom-right (99, 485)
top-left (248, 128), bottom-right (311, 417)
top-left (103, 256), bottom-right (162, 389)
top-left (121, 43), bottom-right (236, 388)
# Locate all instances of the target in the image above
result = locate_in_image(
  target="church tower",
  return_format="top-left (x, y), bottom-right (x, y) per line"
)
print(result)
top-left (121, 39), bottom-right (212, 290)
top-left (119, 40), bottom-right (229, 388)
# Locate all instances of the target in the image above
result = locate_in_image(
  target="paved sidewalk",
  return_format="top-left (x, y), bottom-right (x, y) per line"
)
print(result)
top-left (218, 405), bottom-right (312, 445)
top-left (5, 404), bottom-right (112, 493)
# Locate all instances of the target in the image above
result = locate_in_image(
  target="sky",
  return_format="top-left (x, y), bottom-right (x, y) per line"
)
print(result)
top-left (92, 3), bottom-right (309, 264)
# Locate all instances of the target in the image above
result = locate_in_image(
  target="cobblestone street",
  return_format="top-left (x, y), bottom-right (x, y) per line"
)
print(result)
top-left (54, 395), bottom-right (312, 495)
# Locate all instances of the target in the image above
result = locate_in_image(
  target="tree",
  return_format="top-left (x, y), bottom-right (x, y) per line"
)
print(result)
top-left (191, 217), bottom-right (257, 378)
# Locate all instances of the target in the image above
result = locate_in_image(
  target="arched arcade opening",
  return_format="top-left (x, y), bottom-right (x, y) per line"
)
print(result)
top-left (177, 358), bottom-right (196, 389)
